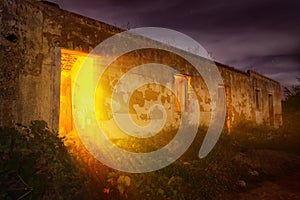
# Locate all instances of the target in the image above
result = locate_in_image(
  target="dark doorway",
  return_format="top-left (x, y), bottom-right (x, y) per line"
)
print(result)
top-left (268, 94), bottom-right (274, 126)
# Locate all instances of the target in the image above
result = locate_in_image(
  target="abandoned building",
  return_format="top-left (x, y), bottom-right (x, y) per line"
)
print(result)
top-left (0, 0), bottom-right (282, 141)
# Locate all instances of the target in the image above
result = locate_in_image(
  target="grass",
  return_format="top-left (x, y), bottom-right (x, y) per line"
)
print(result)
top-left (101, 123), bottom-right (300, 200)
top-left (1, 121), bottom-right (299, 200)
top-left (230, 122), bottom-right (300, 155)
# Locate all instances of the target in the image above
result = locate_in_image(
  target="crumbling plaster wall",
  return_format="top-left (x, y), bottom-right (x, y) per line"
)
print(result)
top-left (0, 0), bottom-right (121, 129)
top-left (218, 66), bottom-right (253, 127)
top-left (249, 70), bottom-right (282, 127)
top-left (0, 0), bottom-right (282, 131)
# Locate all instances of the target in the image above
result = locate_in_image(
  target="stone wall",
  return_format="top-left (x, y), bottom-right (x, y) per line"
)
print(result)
top-left (249, 70), bottom-right (282, 127)
top-left (0, 0), bottom-right (122, 129)
top-left (0, 0), bottom-right (282, 132)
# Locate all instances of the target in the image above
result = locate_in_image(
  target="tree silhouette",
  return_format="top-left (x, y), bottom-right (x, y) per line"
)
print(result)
top-left (282, 77), bottom-right (300, 131)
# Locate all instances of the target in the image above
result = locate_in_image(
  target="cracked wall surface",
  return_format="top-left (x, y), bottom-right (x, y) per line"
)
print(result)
top-left (0, 0), bottom-right (282, 131)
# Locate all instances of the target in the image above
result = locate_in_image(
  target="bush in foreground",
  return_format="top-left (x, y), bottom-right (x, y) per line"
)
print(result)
top-left (0, 120), bottom-right (86, 200)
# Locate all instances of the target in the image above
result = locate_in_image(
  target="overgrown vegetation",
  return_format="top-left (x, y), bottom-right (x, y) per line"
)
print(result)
top-left (100, 132), bottom-right (237, 200)
top-left (1, 121), bottom-right (299, 200)
top-left (0, 121), bottom-right (86, 200)
top-left (282, 77), bottom-right (300, 133)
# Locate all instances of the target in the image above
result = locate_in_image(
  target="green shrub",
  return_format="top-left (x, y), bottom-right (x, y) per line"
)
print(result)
top-left (0, 120), bottom-right (86, 200)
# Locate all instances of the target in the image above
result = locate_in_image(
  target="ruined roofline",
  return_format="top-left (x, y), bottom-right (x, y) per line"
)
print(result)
top-left (39, 0), bottom-right (60, 8)
top-left (27, 0), bottom-right (124, 34)
top-left (25, 0), bottom-right (276, 84)
top-left (247, 70), bottom-right (280, 85)
top-left (214, 61), bottom-right (248, 75)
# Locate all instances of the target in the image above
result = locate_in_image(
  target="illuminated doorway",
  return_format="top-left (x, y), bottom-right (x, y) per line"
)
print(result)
top-left (59, 49), bottom-right (95, 138)
top-left (173, 74), bottom-right (192, 112)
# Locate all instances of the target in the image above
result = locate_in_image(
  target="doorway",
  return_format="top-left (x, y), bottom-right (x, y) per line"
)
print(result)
top-left (268, 94), bottom-right (274, 126)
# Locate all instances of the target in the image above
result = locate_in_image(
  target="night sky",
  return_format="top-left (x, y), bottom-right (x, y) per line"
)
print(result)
top-left (48, 0), bottom-right (300, 87)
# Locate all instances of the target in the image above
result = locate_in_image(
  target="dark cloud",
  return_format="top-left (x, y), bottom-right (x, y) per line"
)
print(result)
top-left (48, 0), bottom-right (300, 86)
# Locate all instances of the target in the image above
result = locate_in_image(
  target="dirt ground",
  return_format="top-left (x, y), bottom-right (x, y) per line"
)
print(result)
top-left (223, 171), bottom-right (300, 200)
top-left (222, 149), bottom-right (300, 200)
